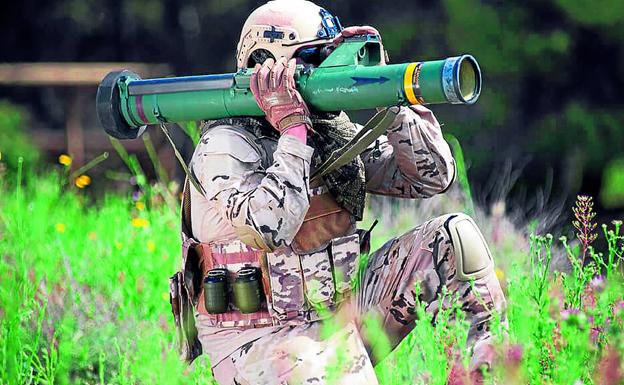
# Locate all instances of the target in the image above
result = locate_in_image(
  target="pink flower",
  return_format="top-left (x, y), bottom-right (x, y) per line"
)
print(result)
top-left (595, 347), bottom-right (622, 385)
top-left (505, 344), bottom-right (523, 367)
top-left (590, 275), bottom-right (606, 292)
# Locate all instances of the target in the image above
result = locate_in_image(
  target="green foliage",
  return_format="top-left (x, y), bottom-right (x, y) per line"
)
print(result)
top-left (0, 167), bottom-right (623, 384)
top-left (554, 0), bottom-right (624, 27)
top-left (600, 158), bottom-right (624, 208)
top-left (0, 101), bottom-right (39, 176)
top-left (180, 121), bottom-right (201, 146)
top-left (0, 171), bottom-right (212, 385)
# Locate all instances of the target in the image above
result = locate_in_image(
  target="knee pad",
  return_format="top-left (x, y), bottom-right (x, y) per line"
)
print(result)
top-left (445, 214), bottom-right (494, 281)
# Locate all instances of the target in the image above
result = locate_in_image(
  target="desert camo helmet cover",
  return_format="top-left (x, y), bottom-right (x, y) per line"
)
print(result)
top-left (236, 0), bottom-right (343, 69)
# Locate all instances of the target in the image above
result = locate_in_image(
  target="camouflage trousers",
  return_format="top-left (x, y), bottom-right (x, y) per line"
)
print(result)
top-left (198, 213), bottom-right (506, 385)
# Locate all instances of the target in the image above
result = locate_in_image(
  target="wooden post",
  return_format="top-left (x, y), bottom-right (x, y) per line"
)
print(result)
top-left (66, 89), bottom-right (85, 169)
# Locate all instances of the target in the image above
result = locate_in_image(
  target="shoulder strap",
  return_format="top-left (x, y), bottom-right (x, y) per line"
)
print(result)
top-left (159, 122), bottom-right (206, 198)
top-left (311, 107), bottom-right (398, 183)
top-left (181, 177), bottom-right (194, 238)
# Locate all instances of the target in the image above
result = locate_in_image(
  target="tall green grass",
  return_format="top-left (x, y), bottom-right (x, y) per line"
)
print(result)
top-left (0, 164), bottom-right (622, 384)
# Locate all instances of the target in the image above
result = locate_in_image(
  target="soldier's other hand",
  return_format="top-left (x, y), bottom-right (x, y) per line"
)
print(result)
top-left (333, 26), bottom-right (386, 65)
top-left (250, 57), bottom-right (311, 134)
top-left (333, 26), bottom-right (380, 44)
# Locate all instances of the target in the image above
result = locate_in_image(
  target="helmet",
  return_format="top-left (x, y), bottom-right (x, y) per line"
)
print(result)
top-left (236, 0), bottom-right (343, 69)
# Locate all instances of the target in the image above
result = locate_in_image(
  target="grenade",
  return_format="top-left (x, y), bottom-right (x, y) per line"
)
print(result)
top-left (203, 268), bottom-right (229, 314)
top-left (233, 267), bottom-right (262, 314)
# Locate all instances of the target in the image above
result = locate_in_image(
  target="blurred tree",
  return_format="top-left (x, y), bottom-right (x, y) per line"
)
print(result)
top-left (0, 101), bottom-right (40, 174)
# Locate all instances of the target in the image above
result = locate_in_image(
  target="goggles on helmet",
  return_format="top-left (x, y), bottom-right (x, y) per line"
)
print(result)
top-left (317, 8), bottom-right (343, 39)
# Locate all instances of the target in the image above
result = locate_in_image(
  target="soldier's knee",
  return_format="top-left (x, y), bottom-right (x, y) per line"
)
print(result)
top-left (442, 213), bottom-right (494, 282)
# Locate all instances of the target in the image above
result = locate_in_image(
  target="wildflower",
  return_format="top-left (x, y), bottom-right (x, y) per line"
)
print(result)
top-left (505, 344), bottom-right (523, 367)
top-left (614, 300), bottom-right (624, 317)
top-left (561, 308), bottom-right (580, 320)
top-left (572, 195), bottom-right (598, 262)
top-left (55, 223), bottom-right (66, 233)
top-left (88, 231), bottom-right (97, 241)
top-left (590, 275), bottom-right (606, 293)
top-left (58, 154), bottom-right (72, 166)
top-left (594, 346), bottom-right (623, 385)
top-left (132, 190), bottom-right (142, 201)
top-left (147, 240), bottom-right (156, 252)
top-left (590, 327), bottom-right (602, 345)
top-left (561, 308), bottom-right (588, 329)
top-left (75, 175), bottom-right (91, 189)
top-left (131, 218), bottom-right (149, 228)
top-left (446, 362), bottom-right (483, 385)
top-left (495, 267), bottom-right (505, 281)
top-left (136, 201), bottom-right (146, 211)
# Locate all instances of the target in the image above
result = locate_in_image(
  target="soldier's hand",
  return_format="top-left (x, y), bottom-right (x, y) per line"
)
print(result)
top-left (333, 25), bottom-right (380, 44)
top-left (250, 57), bottom-right (311, 134)
top-left (333, 26), bottom-right (386, 65)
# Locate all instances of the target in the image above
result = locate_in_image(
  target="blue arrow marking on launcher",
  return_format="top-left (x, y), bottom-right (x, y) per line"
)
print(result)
top-left (351, 76), bottom-right (390, 86)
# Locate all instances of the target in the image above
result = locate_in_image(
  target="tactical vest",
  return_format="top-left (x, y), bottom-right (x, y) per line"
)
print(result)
top-left (170, 124), bottom-right (367, 362)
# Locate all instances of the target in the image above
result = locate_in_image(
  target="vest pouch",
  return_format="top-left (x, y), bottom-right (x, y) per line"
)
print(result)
top-left (331, 233), bottom-right (361, 296)
top-left (195, 241), bottom-right (273, 328)
top-left (300, 249), bottom-right (335, 310)
top-left (266, 247), bottom-right (305, 320)
top-left (169, 271), bottom-right (202, 363)
top-left (292, 192), bottom-right (354, 254)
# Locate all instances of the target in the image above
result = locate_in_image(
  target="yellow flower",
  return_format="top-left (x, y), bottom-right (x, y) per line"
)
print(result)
top-left (131, 218), bottom-right (149, 228)
top-left (55, 223), bottom-right (66, 233)
top-left (75, 175), bottom-right (91, 189)
top-left (88, 231), bottom-right (97, 241)
top-left (135, 201), bottom-right (146, 211)
top-left (495, 267), bottom-right (505, 281)
top-left (147, 240), bottom-right (156, 252)
top-left (58, 154), bottom-right (72, 166)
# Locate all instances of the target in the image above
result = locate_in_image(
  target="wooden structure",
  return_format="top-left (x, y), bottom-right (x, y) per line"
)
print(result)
top-left (0, 62), bottom-right (172, 170)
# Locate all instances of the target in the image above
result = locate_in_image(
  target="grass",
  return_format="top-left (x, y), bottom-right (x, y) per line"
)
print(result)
top-left (0, 159), bottom-right (623, 384)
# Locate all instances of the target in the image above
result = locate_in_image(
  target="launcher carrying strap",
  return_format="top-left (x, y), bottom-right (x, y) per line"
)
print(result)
top-left (310, 107), bottom-right (398, 183)
top-left (158, 122), bottom-right (206, 198)
top-left (161, 107), bottom-right (398, 200)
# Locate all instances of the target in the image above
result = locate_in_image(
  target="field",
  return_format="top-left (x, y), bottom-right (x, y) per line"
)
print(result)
top-left (0, 157), bottom-right (623, 385)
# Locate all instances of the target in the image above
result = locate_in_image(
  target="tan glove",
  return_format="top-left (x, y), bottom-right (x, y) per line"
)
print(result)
top-left (250, 57), bottom-right (311, 133)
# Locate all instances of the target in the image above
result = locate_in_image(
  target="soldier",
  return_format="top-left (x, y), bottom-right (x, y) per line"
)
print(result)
top-left (175, 1), bottom-right (506, 384)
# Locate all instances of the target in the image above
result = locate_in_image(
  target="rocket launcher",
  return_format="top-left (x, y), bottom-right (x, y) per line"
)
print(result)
top-left (97, 35), bottom-right (481, 139)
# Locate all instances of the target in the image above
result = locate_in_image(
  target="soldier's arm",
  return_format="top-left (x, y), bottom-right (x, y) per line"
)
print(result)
top-left (192, 127), bottom-right (313, 251)
top-left (361, 105), bottom-right (456, 198)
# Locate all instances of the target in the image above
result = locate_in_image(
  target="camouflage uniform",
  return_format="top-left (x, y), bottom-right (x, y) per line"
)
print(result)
top-left (189, 105), bottom-right (506, 384)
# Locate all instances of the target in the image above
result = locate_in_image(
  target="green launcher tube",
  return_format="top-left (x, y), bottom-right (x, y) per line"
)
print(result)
top-left (96, 39), bottom-right (480, 139)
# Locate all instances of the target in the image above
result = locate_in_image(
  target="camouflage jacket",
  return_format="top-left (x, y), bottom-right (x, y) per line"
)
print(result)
top-left (189, 105), bottom-right (456, 250)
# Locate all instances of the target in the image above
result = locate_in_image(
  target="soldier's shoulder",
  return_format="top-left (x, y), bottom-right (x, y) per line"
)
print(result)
top-left (194, 124), bottom-right (262, 163)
